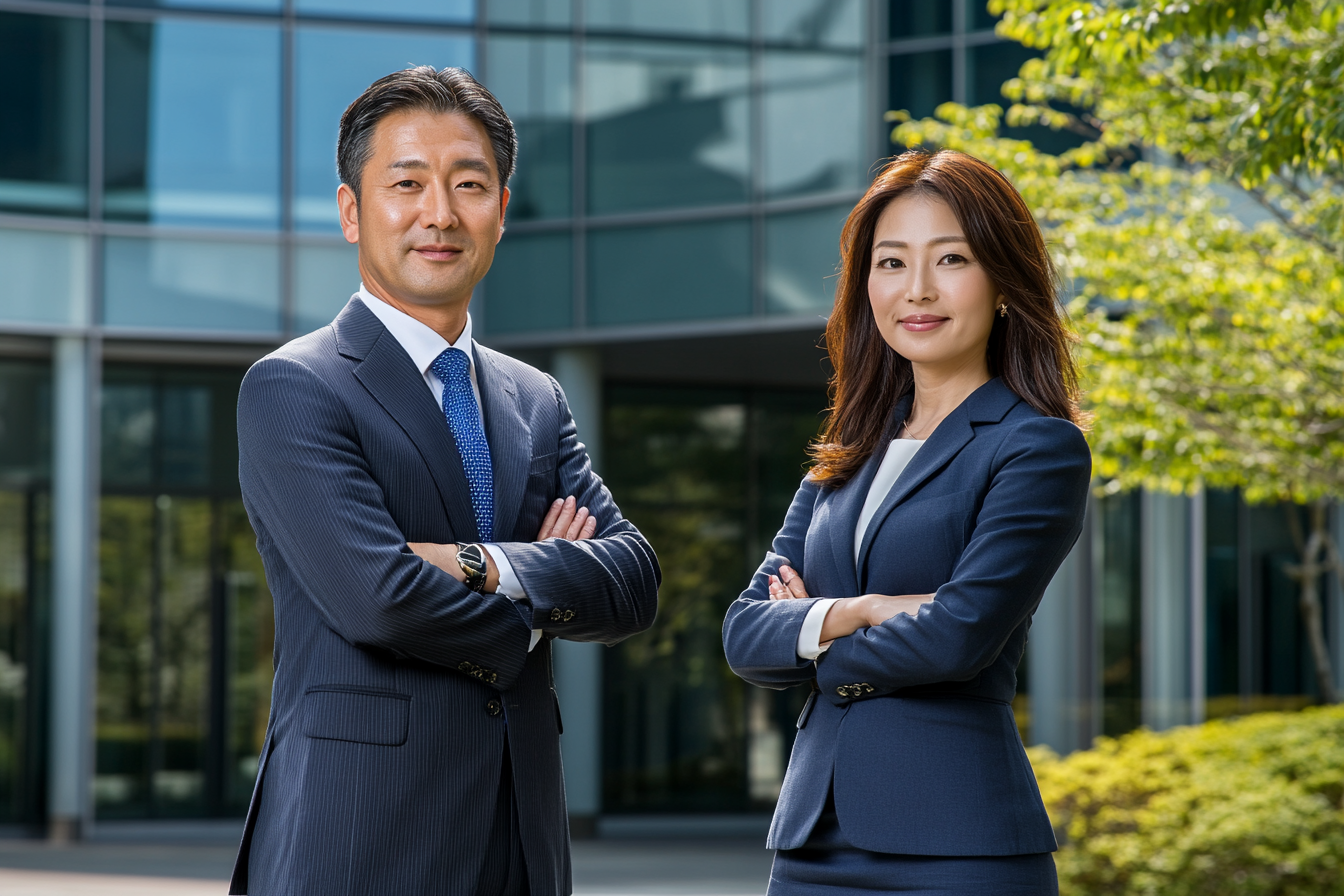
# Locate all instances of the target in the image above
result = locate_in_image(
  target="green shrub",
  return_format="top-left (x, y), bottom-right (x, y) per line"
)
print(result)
top-left (1028, 706), bottom-right (1344, 896)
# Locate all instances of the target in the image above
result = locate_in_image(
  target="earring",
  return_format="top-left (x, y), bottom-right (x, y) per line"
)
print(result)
top-left (997, 303), bottom-right (1008, 318)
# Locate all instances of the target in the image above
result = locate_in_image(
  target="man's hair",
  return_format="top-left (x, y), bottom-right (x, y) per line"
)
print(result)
top-left (337, 66), bottom-right (518, 201)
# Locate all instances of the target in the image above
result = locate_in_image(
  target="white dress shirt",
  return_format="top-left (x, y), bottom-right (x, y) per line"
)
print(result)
top-left (795, 438), bottom-right (925, 660)
top-left (357, 285), bottom-right (541, 651)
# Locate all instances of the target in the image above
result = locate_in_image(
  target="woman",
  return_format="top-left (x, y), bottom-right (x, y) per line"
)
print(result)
top-left (722, 150), bottom-right (1091, 895)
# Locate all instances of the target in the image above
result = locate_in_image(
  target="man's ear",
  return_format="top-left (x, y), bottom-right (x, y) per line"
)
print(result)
top-left (496, 186), bottom-right (511, 244)
top-left (337, 183), bottom-right (360, 245)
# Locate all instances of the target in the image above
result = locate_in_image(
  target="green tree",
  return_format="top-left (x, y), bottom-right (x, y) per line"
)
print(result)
top-left (891, 0), bottom-right (1344, 702)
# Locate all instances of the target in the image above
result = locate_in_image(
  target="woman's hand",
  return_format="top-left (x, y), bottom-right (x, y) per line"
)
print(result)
top-left (820, 593), bottom-right (937, 642)
top-left (767, 565), bottom-right (809, 600)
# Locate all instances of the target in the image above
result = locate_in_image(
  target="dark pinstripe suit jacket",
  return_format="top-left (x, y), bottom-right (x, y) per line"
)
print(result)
top-left (229, 297), bottom-right (660, 895)
top-left (723, 379), bottom-right (1090, 857)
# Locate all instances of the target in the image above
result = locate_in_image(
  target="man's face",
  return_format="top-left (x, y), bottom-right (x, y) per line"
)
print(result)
top-left (338, 109), bottom-right (509, 311)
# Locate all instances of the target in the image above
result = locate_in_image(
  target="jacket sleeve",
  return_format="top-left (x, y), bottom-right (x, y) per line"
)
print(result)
top-left (815, 416), bottom-right (1091, 703)
top-left (721, 477), bottom-right (825, 690)
top-left (496, 376), bottom-right (661, 646)
top-left (238, 355), bottom-right (534, 690)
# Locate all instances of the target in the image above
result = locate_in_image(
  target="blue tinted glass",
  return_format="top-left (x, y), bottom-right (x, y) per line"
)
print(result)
top-left (486, 36), bottom-right (572, 221)
top-left (0, 228), bottom-right (89, 326)
top-left (295, 29), bottom-right (475, 232)
top-left (588, 219), bottom-right (750, 326)
top-left (488, 0), bottom-right (571, 26)
top-left (585, 41), bottom-right (750, 215)
top-left (763, 52), bottom-right (864, 199)
top-left (0, 13), bottom-right (88, 216)
top-left (583, 0), bottom-right (748, 37)
top-left (888, 49), bottom-right (953, 124)
top-left (104, 237), bottom-right (281, 333)
top-left (293, 242), bottom-right (360, 334)
top-left (764, 0), bottom-right (863, 47)
top-left (297, 0), bottom-right (472, 24)
top-left (482, 232), bottom-right (572, 334)
top-left (104, 21), bottom-right (281, 229)
top-left (765, 205), bottom-right (848, 315)
top-left (109, 0), bottom-right (280, 10)
top-left (889, 1), bottom-right (952, 38)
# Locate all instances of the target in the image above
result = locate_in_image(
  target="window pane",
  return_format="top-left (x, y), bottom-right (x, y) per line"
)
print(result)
top-left (295, 29), bottom-right (475, 232)
top-left (109, 0), bottom-right (280, 10)
top-left (583, 0), bottom-right (748, 38)
top-left (104, 20), bottom-right (281, 229)
top-left (762, 52), bottom-right (864, 199)
top-left (482, 231), bottom-right (572, 335)
top-left (488, 0), bottom-right (571, 26)
top-left (765, 205), bottom-right (847, 315)
top-left (294, 242), bottom-right (360, 334)
top-left (487, 37), bottom-right (573, 221)
top-left (0, 14), bottom-right (88, 216)
top-left (104, 237), bottom-right (282, 333)
top-left (588, 219), bottom-right (750, 326)
top-left (763, 0), bottom-right (862, 48)
top-left (970, 0), bottom-right (1000, 32)
top-left (888, 49), bottom-right (953, 123)
top-left (889, 1), bottom-right (952, 38)
top-left (0, 229), bottom-right (89, 327)
top-left (297, 0), bottom-right (473, 23)
top-left (585, 41), bottom-right (749, 215)
top-left (968, 40), bottom-right (1035, 107)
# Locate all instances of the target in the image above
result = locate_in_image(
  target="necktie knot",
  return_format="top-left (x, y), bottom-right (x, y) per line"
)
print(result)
top-left (430, 347), bottom-right (471, 386)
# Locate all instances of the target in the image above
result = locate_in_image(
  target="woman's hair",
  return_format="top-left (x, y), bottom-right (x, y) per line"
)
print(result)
top-left (809, 149), bottom-right (1086, 487)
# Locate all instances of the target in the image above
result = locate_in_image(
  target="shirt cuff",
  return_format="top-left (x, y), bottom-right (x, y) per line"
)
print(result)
top-left (796, 598), bottom-right (839, 660)
top-left (484, 544), bottom-right (541, 653)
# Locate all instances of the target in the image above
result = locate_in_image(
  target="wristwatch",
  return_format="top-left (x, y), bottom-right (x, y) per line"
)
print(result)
top-left (455, 542), bottom-right (488, 593)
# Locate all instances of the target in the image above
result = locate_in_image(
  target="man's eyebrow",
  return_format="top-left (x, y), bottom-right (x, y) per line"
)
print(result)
top-left (387, 157), bottom-right (494, 176)
top-left (873, 235), bottom-right (968, 249)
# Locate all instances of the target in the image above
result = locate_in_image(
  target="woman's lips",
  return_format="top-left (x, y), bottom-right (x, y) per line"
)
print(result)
top-left (899, 316), bottom-right (949, 332)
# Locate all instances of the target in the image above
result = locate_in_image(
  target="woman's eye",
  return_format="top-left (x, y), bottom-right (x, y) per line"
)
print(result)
top-left (878, 257), bottom-right (904, 269)
top-left (940, 253), bottom-right (968, 264)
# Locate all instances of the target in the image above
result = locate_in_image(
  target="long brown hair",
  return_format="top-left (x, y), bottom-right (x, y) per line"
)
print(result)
top-left (809, 149), bottom-right (1085, 487)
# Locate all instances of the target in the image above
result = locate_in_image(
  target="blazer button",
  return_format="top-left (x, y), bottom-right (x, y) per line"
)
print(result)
top-left (836, 686), bottom-right (850, 698)
top-left (549, 608), bottom-right (563, 622)
top-left (561, 609), bottom-right (575, 622)
top-left (458, 661), bottom-right (473, 673)
top-left (486, 700), bottom-right (502, 717)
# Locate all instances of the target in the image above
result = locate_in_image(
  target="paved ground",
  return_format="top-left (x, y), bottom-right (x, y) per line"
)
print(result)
top-left (0, 836), bottom-right (774, 895)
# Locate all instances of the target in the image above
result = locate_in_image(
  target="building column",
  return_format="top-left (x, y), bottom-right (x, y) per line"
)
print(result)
top-left (48, 336), bottom-right (98, 840)
top-left (549, 347), bottom-right (603, 836)
top-left (1029, 510), bottom-right (1094, 754)
top-left (1141, 491), bottom-right (1194, 731)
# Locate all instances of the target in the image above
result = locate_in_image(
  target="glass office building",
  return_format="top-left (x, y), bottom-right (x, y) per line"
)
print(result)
top-left (0, 0), bottom-right (1340, 837)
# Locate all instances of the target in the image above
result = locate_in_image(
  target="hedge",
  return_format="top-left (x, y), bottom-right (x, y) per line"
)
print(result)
top-left (1028, 705), bottom-right (1344, 896)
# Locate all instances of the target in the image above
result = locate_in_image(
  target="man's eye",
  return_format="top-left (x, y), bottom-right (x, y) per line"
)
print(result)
top-left (395, 180), bottom-right (417, 188)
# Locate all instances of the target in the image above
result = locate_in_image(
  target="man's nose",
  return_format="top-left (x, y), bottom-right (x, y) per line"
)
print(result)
top-left (421, 182), bottom-right (459, 230)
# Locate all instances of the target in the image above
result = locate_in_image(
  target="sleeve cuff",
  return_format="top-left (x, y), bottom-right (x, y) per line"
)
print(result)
top-left (485, 544), bottom-right (541, 653)
top-left (796, 598), bottom-right (839, 660)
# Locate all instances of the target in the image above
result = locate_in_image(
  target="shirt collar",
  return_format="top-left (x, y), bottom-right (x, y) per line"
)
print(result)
top-left (356, 283), bottom-right (473, 378)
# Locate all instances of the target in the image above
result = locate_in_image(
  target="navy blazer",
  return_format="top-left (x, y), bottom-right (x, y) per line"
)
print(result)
top-left (230, 298), bottom-right (659, 895)
top-left (723, 378), bottom-right (1090, 856)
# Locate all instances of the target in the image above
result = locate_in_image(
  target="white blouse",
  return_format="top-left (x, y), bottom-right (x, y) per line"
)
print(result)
top-left (794, 438), bottom-right (925, 660)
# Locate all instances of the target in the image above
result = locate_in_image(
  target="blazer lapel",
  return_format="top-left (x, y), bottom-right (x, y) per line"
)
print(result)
top-left (474, 344), bottom-right (530, 543)
top-left (338, 299), bottom-right (479, 540)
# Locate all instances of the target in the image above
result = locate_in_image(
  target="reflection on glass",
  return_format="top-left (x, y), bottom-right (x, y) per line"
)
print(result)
top-left (104, 237), bottom-right (282, 333)
top-left (486, 36), bottom-right (572, 221)
top-left (294, 242), bottom-right (360, 335)
top-left (583, 0), bottom-right (748, 37)
top-left (588, 219), bottom-right (750, 326)
top-left (488, 0), bottom-right (571, 26)
top-left (585, 41), bottom-right (749, 214)
top-left (103, 20), bottom-right (280, 229)
top-left (765, 205), bottom-right (847, 315)
top-left (0, 229), bottom-right (89, 326)
top-left (763, 0), bottom-right (862, 47)
top-left (602, 386), bottom-right (821, 812)
top-left (0, 13), bottom-right (88, 216)
top-left (297, 0), bottom-right (472, 22)
top-left (295, 29), bottom-right (474, 232)
top-left (763, 52), bottom-right (864, 199)
top-left (888, 1), bottom-right (952, 38)
top-left (481, 232), bottom-right (572, 335)
top-left (888, 49), bottom-right (953, 122)
top-left (109, 0), bottom-right (280, 9)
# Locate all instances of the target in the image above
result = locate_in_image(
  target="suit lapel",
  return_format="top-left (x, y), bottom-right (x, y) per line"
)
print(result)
top-left (474, 344), bottom-right (530, 543)
top-left (338, 299), bottom-right (479, 541)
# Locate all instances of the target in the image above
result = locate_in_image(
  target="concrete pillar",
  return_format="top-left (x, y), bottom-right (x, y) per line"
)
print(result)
top-left (1141, 491), bottom-right (1193, 731)
top-left (1030, 532), bottom-right (1091, 754)
top-left (548, 347), bottom-right (603, 835)
top-left (48, 336), bottom-right (98, 840)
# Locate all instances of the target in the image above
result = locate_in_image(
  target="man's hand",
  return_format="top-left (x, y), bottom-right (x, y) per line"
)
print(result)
top-left (766, 564), bottom-right (936, 644)
top-left (409, 495), bottom-right (597, 590)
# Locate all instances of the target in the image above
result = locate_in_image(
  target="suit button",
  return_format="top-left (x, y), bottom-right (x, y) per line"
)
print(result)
top-left (458, 661), bottom-right (473, 673)
top-left (836, 686), bottom-right (850, 698)
top-left (561, 609), bottom-right (575, 622)
top-left (549, 608), bottom-right (562, 622)
top-left (486, 700), bottom-right (502, 717)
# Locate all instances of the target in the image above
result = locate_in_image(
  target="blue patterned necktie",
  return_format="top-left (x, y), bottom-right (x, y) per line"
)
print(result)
top-left (429, 347), bottom-right (494, 541)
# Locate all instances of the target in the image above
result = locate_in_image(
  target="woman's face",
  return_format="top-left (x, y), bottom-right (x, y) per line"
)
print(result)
top-left (867, 192), bottom-right (1001, 376)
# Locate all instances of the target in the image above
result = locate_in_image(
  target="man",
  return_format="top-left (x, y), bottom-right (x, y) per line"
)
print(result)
top-left (229, 66), bottom-right (659, 896)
